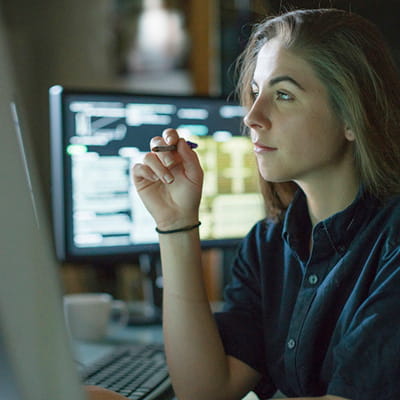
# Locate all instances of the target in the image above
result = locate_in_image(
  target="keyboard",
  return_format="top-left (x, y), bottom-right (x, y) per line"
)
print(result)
top-left (81, 343), bottom-right (172, 400)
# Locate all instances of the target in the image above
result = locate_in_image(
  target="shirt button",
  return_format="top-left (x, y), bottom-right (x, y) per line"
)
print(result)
top-left (308, 274), bottom-right (319, 285)
top-left (287, 339), bottom-right (296, 350)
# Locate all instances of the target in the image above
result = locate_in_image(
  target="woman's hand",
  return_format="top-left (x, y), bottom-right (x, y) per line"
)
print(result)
top-left (132, 129), bottom-right (203, 230)
top-left (85, 386), bottom-right (128, 400)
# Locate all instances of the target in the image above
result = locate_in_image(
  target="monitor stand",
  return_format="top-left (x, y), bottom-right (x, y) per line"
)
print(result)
top-left (126, 253), bottom-right (163, 325)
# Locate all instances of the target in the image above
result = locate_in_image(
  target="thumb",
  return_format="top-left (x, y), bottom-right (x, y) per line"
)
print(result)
top-left (176, 138), bottom-right (203, 183)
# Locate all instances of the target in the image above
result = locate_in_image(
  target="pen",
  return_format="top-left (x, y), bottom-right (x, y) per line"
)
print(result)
top-left (151, 140), bottom-right (198, 152)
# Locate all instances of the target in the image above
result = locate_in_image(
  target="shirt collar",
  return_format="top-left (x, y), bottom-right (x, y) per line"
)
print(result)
top-left (282, 187), bottom-right (380, 258)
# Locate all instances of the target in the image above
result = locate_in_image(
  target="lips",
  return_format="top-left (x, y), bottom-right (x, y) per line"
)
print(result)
top-left (253, 141), bottom-right (278, 153)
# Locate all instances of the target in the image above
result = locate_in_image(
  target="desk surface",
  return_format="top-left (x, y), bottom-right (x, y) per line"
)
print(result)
top-left (73, 323), bottom-right (175, 399)
top-left (73, 322), bottom-right (164, 367)
top-left (72, 323), bottom-right (272, 400)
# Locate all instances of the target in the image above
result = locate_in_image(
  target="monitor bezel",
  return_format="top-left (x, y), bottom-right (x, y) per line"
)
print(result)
top-left (49, 85), bottom-right (250, 263)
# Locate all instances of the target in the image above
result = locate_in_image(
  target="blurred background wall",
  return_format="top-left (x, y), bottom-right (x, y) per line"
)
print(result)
top-left (3, 0), bottom-right (400, 210)
top-left (2, 0), bottom-right (399, 297)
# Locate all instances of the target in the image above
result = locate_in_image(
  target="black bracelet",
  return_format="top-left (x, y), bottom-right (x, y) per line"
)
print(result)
top-left (155, 221), bottom-right (201, 234)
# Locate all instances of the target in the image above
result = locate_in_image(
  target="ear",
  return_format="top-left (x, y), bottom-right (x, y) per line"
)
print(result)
top-left (344, 125), bottom-right (356, 142)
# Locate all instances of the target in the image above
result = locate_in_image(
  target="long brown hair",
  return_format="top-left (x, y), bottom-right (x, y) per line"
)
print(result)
top-left (237, 8), bottom-right (400, 220)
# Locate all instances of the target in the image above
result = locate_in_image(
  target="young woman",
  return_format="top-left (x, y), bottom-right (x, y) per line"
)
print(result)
top-left (94, 8), bottom-right (400, 400)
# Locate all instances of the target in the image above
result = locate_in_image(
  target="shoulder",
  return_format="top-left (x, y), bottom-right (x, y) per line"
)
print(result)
top-left (377, 194), bottom-right (400, 250)
top-left (359, 194), bottom-right (400, 275)
top-left (234, 217), bottom-right (286, 276)
top-left (382, 193), bottom-right (400, 215)
top-left (243, 217), bottom-right (284, 249)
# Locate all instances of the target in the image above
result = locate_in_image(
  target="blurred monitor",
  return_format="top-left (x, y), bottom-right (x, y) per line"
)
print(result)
top-left (0, 9), bottom-right (85, 397)
top-left (49, 87), bottom-right (265, 263)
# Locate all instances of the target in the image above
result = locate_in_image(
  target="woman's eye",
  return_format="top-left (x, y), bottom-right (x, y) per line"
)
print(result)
top-left (251, 90), bottom-right (259, 99)
top-left (276, 90), bottom-right (293, 101)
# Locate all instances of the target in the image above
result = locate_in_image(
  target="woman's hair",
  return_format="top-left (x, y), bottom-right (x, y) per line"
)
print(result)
top-left (237, 8), bottom-right (400, 220)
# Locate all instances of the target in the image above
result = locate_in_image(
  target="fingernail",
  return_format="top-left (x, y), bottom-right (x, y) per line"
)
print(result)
top-left (164, 156), bottom-right (174, 167)
top-left (163, 174), bottom-right (174, 184)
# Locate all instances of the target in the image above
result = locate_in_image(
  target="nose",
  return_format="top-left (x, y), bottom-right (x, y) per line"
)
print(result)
top-left (243, 98), bottom-right (272, 131)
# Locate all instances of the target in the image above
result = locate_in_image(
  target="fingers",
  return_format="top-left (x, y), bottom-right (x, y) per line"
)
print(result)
top-left (150, 129), bottom-right (181, 168)
top-left (134, 153), bottom-right (174, 185)
top-left (133, 128), bottom-right (200, 188)
top-left (149, 129), bottom-right (180, 152)
top-left (176, 137), bottom-right (199, 162)
top-left (150, 139), bottom-right (177, 168)
top-left (149, 128), bottom-right (198, 170)
top-left (176, 138), bottom-right (203, 183)
top-left (85, 386), bottom-right (128, 400)
top-left (163, 128), bottom-right (180, 145)
top-left (132, 162), bottom-right (159, 185)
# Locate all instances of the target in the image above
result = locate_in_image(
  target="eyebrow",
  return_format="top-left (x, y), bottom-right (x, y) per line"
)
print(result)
top-left (252, 75), bottom-right (305, 91)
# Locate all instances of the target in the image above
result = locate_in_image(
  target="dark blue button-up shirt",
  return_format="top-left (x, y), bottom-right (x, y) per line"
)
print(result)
top-left (215, 189), bottom-right (400, 400)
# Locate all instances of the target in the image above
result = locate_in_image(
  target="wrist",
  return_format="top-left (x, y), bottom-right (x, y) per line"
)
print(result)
top-left (156, 215), bottom-right (199, 232)
top-left (156, 221), bottom-right (201, 234)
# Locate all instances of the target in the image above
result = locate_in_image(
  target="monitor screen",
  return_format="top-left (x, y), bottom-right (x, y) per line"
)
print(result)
top-left (49, 86), bottom-right (265, 262)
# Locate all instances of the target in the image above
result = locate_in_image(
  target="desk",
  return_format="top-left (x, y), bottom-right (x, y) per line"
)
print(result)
top-left (72, 322), bottom-right (174, 400)
top-left (72, 323), bottom-right (164, 368)
top-left (72, 323), bottom-right (282, 400)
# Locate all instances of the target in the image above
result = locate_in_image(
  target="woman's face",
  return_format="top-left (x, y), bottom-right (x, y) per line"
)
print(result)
top-left (244, 39), bottom-right (355, 187)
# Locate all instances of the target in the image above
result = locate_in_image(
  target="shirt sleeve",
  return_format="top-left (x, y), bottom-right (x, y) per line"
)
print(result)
top-left (214, 223), bottom-right (277, 399)
top-left (328, 245), bottom-right (400, 400)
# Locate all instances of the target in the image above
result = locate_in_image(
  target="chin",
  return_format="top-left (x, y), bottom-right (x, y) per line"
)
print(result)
top-left (256, 161), bottom-right (284, 182)
top-left (257, 162), bottom-right (295, 183)
top-left (259, 170), bottom-right (290, 183)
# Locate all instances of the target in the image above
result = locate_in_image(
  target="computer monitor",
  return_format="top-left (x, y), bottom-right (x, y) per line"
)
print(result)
top-left (49, 86), bottom-right (265, 264)
top-left (0, 10), bottom-right (85, 398)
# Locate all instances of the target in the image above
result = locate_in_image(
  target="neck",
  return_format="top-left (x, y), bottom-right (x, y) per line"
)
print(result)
top-left (295, 167), bottom-right (360, 227)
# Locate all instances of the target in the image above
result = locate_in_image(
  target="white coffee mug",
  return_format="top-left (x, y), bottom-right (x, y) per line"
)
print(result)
top-left (63, 293), bottom-right (128, 342)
